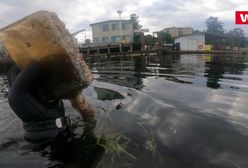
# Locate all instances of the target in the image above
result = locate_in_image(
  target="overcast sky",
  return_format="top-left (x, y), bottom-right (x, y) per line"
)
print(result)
top-left (0, 0), bottom-right (247, 41)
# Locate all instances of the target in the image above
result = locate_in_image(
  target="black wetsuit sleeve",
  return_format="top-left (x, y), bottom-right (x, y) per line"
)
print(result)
top-left (8, 62), bottom-right (47, 122)
top-left (11, 62), bottom-right (40, 92)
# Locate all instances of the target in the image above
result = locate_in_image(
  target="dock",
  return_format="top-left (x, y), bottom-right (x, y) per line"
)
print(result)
top-left (79, 42), bottom-right (246, 57)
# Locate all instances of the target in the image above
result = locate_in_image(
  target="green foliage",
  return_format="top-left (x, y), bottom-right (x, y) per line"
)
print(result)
top-left (98, 134), bottom-right (136, 160)
top-left (133, 34), bottom-right (141, 43)
top-left (244, 37), bottom-right (248, 47)
top-left (162, 32), bottom-right (173, 44)
top-left (205, 16), bottom-right (224, 34)
top-left (144, 34), bottom-right (157, 48)
top-left (228, 28), bottom-right (246, 47)
top-left (130, 13), bottom-right (142, 31)
top-left (138, 123), bottom-right (160, 159)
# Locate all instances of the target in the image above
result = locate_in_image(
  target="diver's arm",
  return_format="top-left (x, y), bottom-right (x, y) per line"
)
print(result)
top-left (8, 62), bottom-right (47, 122)
top-left (70, 93), bottom-right (94, 121)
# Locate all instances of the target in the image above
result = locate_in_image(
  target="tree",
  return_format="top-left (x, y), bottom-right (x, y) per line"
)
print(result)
top-left (162, 32), bottom-right (173, 44)
top-left (144, 34), bottom-right (157, 48)
top-left (228, 28), bottom-right (246, 47)
top-left (130, 13), bottom-right (142, 31)
top-left (244, 37), bottom-right (248, 47)
top-left (205, 16), bottom-right (224, 34)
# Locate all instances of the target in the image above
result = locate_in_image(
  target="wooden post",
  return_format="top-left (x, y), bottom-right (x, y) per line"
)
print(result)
top-left (108, 46), bottom-right (110, 54)
top-left (87, 46), bottom-right (90, 56)
top-left (97, 45), bottom-right (99, 53)
top-left (119, 43), bottom-right (122, 53)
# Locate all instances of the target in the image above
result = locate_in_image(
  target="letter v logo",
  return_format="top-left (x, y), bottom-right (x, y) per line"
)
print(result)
top-left (240, 14), bottom-right (248, 22)
top-left (236, 11), bottom-right (248, 24)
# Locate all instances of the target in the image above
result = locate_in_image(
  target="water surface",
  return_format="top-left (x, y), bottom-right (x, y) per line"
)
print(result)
top-left (0, 54), bottom-right (248, 168)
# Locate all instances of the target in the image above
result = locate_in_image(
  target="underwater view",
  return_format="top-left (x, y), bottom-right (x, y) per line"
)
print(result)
top-left (1, 53), bottom-right (248, 168)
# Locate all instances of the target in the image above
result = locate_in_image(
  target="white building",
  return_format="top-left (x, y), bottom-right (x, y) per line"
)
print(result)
top-left (90, 20), bottom-right (134, 44)
top-left (174, 34), bottom-right (205, 51)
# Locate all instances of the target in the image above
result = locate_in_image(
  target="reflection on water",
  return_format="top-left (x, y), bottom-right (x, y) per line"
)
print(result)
top-left (204, 55), bottom-right (247, 89)
top-left (0, 54), bottom-right (248, 168)
top-left (88, 54), bottom-right (248, 92)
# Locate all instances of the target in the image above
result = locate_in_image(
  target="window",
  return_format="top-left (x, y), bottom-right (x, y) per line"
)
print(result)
top-left (111, 36), bottom-right (121, 42)
top-left (102, 24), bottom-right (109, 32)
top-left (93, 38), bottom-right (99, 43)
top-left (112, 23), bottom-right (119, 31)
top-left (122, 23), bottom-right (129, 30)
top-left (102, 37), bottom-right (109, 43)
top-left (122, 35), bottom-right (130, 41)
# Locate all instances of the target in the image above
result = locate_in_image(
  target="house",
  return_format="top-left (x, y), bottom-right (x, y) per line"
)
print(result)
top-left (174, 33), bottom-right (231, 51)
top-left (90, 20), bottom-right (134, 44)
top-left (175, 34), bottom-right (205, 51)
top-left (162, 27), bottom-right (193, 38)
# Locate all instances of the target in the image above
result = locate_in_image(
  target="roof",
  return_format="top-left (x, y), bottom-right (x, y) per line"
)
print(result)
top-left (90, 20), bottom-right (131, 26)
top-left (174, 33), bottom-right (204, 39)
top-left (175, 32), bottom-right (232, 39)
top-left (162, 27), bottom-right (193, 31)
top-left (204, 32), bottom-right (231, 39)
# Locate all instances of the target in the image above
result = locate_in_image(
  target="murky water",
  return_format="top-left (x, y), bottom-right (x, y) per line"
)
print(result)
top-left (0, 54), bottom-right (248, 168)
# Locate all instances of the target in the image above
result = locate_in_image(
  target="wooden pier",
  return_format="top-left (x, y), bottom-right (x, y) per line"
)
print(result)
top-left (79, 42), bottom-right (245, 58)
top-left (79, 42), bottom-right (143, 56)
